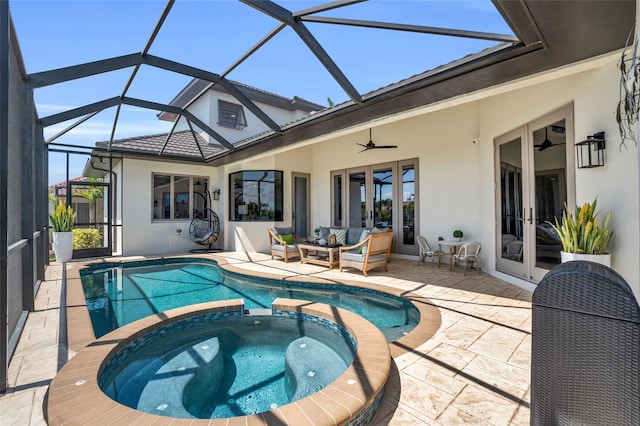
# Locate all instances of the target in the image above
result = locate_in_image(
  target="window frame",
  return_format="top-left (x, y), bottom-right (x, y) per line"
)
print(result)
top-left (151, 174), bottom-right (208, 221)
top-left (229, 170), bottom-right (283, 222)
top-left (218, 99), bottom-right (247, 130)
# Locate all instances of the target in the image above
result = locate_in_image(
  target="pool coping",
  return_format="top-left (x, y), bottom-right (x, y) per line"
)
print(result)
top-left (47, 298), bottom-right (391, 425)
top-left (64, 253), bottom-right (441, 359)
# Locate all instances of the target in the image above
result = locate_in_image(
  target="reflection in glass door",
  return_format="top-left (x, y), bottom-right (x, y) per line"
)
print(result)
top-left (496, 130), bottom-right (527, 279)
top-left (373, 166), bottom-right (393, 228)
top-left (530, 116), bottom-right (572, 282)
top-left (332, 159), bottom-right (418, 255)
top-left (495, 106), bottom-right (574, 283)
top-left (292, 173), bottom-right (309, 237)
top-left (348, 169), bottom-right (368, 228)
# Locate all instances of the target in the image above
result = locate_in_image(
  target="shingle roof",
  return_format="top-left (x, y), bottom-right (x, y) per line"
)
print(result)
top-left (95, 130), bottom-right (224, 161)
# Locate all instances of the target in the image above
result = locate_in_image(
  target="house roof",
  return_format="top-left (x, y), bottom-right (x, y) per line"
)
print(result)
top-left (94, 130), bottom-right (224, 162)
top-left (48, 176), bottom-right (90, 196)
top-left (158, 79), bottom-right (325, 122)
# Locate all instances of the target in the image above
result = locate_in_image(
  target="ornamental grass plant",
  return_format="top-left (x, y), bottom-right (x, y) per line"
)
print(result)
top-left (550, 198), bottom-right (612, 255)
top-left (49, 202), bottom-right (76, 232)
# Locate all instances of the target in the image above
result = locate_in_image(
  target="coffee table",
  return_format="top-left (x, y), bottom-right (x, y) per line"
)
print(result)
top-left (298, 243), bottom-right (341, 269)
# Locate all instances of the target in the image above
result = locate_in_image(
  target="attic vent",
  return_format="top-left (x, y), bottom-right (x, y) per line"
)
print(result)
top-left (218, 100), bottom-right (247, 130)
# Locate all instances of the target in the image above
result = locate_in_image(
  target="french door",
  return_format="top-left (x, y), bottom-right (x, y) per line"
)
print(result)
top-left (331, 159), bottom-right (418, 255)
top-left (292, 172), bottom-right (310, 237)
top-left (495, 106), bottom-right (574, 282)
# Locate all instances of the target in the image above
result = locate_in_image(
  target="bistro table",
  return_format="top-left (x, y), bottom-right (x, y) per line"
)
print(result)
top-left (437, 240), bottom-right (465, 271)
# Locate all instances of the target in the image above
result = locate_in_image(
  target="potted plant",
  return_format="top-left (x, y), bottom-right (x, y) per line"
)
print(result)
top-left (453, 229), bottom-right (463, 241)
top-left (50, 202), bottom-right (76, 262)
top-left (550, 198), bottom-right (613, 267)
top-left (314, 227), bottom-right (321, 237)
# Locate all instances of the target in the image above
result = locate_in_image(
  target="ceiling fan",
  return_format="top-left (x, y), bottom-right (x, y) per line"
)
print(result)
top-left (534, 126), bottom-right (566, 151)
top-left (357, 128), bottom-right (397, 152)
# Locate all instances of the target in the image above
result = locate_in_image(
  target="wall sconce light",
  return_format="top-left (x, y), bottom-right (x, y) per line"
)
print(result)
top-left (212, 189), bottom-right (220, 201)
top-left (576, 131), bottom-right (606, 169)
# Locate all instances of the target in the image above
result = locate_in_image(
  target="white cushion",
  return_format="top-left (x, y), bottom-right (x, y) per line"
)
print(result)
top-left (341, 252), bottom-right (387, 263)
top-left (272, 244), bottom-right (298, 252)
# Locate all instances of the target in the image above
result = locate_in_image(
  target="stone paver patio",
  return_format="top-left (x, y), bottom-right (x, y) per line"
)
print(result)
top-left (0, 252), bottom-right (531, 425)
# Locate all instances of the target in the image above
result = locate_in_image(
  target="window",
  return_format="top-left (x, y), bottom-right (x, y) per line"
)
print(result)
top-left (152, 174), bottom-right (208, 220)
top-left (230, 170), bottom-right (283, 221)
top-left (218, 100), bottom-right (247, 129)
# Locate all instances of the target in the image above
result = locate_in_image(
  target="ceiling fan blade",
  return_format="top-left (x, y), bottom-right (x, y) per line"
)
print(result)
top-left (375, 145), bottom-right (398, 149)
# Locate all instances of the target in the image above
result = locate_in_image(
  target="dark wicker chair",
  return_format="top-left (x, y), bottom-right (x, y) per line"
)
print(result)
top-left (189, 209), bottom-right (220, 252)
top-left (531, 261), bottom-right (640, 425)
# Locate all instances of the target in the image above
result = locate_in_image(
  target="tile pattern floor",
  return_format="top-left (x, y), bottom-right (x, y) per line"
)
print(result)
top-left (0, 253), bottom-right (531, 425)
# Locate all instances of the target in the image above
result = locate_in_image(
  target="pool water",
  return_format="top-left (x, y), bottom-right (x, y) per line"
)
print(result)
top-left (81, 258), bottom-right (419, 341)
top-left (99, 315), bottom-right (355, 419)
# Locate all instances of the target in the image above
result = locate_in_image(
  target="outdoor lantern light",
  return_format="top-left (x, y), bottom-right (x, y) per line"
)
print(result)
top-left (576, 131), bottom-right (606, 169)
top-left (212, 189), bottom-right (220, 201)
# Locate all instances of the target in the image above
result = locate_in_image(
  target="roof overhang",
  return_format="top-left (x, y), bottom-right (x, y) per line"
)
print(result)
top-left (206, 0), bottom-right (635, 166)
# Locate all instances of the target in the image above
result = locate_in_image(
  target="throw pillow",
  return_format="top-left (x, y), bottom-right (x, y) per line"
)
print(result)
top-left (281, 233), bottom-right (295, 245)
top-left (275, 226), bottom-right (293, 236)
top-left (330, 228), bottom-right (347, 245)
top-left (358, 229), bottom-right (370, 254)
top-left (319, 226), bottom-right (332, 241)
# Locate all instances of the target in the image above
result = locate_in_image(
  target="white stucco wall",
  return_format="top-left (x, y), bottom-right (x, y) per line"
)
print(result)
top-left (175, 91), bottom-right (317, 145)
top-left (120, 158), bottom-right (223, 256)
top-left (220, 51), bottom-right (639, 296)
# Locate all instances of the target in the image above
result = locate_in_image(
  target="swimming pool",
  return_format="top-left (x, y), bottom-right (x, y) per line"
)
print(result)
top-left (80, 258), bottom-right (419, 341)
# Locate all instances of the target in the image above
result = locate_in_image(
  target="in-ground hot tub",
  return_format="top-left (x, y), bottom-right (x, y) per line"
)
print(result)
top-left (47, 299), bottom-right (391, 425)
top-left (100, 314), bottom-right (356, 418)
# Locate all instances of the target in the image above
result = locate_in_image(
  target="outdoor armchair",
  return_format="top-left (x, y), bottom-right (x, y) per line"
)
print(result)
top-left (268, 227), bottom-right (303, 263)
top-left (339, 231), bottom-right (393, 276)
top-left (417, 235), bottom-right (441, 266)
top-left (452, 241), bottom-right (482, 275)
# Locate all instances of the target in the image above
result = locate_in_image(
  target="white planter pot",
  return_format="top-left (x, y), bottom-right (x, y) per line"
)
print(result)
top-left (560, 251), bottom-right (611, 268)
top-left (52, 231), bottom-right (74, 262)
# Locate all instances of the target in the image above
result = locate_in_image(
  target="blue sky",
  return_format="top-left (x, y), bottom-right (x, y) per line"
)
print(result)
top-left (9, 0), bottom-right (512, 184)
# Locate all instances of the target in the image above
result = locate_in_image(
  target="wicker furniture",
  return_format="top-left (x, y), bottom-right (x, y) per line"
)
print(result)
top-left (189, 209), bottom-right (220, 251)
top-left (417, 235), bottom-right (441, 266)
top-left (451, 241), bottom-right (482, 275)
top-left (339, 231), bottom-right (393, 276)
top-left (531, 261), bottom-right (640, 425)
top-left (268, 227), bottom-right (302, 263)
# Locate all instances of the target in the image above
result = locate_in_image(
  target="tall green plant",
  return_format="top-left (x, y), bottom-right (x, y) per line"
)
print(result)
top-left (550, 198), bottom-right (612, 254)
top-left (49, 202), bottom-right (76, 232)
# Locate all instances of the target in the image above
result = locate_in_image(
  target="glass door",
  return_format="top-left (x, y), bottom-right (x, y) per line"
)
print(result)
top-left (292, 173), bottom-right (310, 237)
top-left (529, 110), bottom-right (574, 282)
top-left (398, 160), bottom-right (418, 255)
top-left (495, 128), bottom-right (527, 278)
top-left (495, 106), bottom-right (574, 283)
top-left (347, 167), bottom-right (369, 228)
top-left (333, 160), bottom-right (418, 255)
